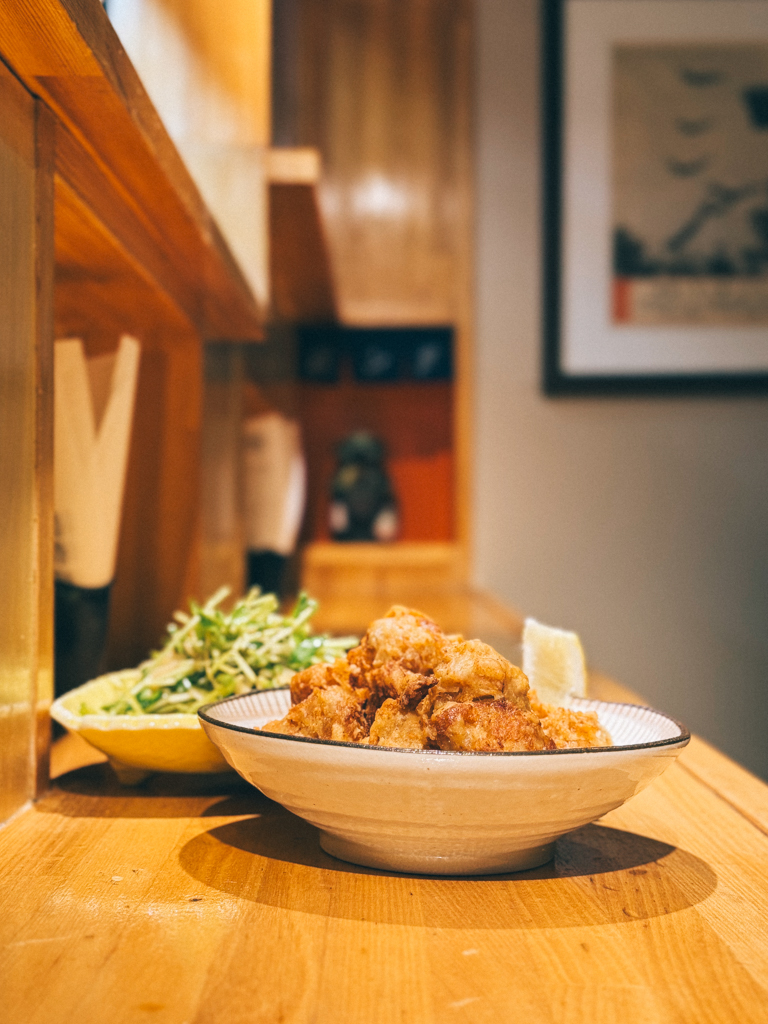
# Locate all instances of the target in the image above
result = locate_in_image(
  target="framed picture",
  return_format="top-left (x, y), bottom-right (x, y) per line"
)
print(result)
top-left (407, 327), bottom-right (454, 381)
top-left (543, 0), bottom-right (768, 393)
top-left (348, 328), bottom-right (403, 382)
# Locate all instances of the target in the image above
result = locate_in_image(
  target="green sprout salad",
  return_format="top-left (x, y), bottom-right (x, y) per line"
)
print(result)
top-left (98, 588), bottom-right (356, 716)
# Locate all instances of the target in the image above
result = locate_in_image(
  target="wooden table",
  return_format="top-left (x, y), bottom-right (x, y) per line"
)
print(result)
top-left (3, 592), bottom-right (768, 1023)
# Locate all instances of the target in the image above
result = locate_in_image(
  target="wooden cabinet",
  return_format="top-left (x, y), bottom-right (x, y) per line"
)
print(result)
top-left (0, 0), bottom-right (265, 817)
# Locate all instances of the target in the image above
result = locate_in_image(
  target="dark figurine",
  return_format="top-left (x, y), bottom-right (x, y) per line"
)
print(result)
top-left (329, 432), bottom-right (399, 542)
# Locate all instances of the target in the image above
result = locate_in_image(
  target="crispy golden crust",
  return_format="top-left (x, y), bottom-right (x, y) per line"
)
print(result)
top-left (529, 690), bottom-right (612, 749)
top-left (368, 662), bottom-right (435, 708)
top-left (428, 699), bottom-right (554, 752)
top-left (352, 605), bottom-right (446, 676)
top-left (264, 684), bottom-right (369, 743)
top-left (263, 607), bottom-right (612, 752)
top-left (368, 698), bottom-right (430, 749)
top-left (290, 659), bottom-right (352, 704)
top-left (433, 638), bottom-right (530, 705)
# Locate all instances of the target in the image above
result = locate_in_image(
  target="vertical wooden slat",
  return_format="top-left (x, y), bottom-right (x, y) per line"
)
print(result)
top-left (105, 324), bottom-right (203, 671)
top-left (0, 62), bottom-right (51, 821)
top-left (33, 100), bottom-right (56, 795)
top-left (199, 347), bottom-right (245, 602)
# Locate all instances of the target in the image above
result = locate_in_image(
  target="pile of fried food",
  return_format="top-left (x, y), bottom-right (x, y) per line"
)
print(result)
top-left (264, 606), bottom-right (612, 752)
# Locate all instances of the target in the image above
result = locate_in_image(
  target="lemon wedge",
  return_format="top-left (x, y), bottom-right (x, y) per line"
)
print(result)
top-left (522, 618), bottom-right (587, 707)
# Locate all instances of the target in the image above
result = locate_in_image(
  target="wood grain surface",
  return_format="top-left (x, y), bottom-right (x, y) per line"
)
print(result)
top-left (105, 323), bottom-right (204, 670)
top-left (3, 592), bottom-right (768, 1023)
top-left (302, 544), bottom-right (464, 614)
top-left (0, 59), bottom-right (55, 821)
top-left (297, 0), bottom-right (472, 328)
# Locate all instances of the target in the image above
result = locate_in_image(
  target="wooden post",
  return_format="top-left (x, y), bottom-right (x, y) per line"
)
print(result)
top-left (0, 65), bottom-right (54, 821)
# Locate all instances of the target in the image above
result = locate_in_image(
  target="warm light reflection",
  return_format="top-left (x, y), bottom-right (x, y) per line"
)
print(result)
top-left (351, 174), bottom-right (412, 219)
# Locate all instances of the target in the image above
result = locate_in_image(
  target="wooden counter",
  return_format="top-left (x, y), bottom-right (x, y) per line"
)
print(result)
top-left (2, 592), bottom-right (768, 1023)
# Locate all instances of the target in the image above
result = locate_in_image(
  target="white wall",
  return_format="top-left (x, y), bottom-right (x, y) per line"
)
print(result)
top-left (473, 0), bottom-right (768, 779)
top-left (108, 0), bottom-right (269, 309)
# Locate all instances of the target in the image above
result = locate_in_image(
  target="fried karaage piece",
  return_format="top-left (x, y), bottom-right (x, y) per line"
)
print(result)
top-left (368, 698), bottom-right (430, 749)
top-left (529, 690), bottom-right (612, 749)
top-left (264, 606), bottom-right (611, 753)
top-left (432, 638), bottom-right (531, 706)
top-left (368, 662), bottom-right (435, 707)
top-left (290, 658), bottom-right (353, 704)
top-left (344, 606), bottom-right (447, 713)
top-left (427, 698), bottom-right (554, 752)
top-left (264, 684), bottom-right (368, 743)
top-left (350, 605), bottom-right (446, 677)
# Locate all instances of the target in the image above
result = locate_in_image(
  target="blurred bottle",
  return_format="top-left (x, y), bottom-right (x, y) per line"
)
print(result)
top-left (242, 411), bottom-right (306, 597)
top-left (54, 336), bottom-right (140, 696)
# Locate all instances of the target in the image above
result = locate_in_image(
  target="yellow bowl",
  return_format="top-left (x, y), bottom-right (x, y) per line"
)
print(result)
top-left (51, 671), bottom-right (231, 784)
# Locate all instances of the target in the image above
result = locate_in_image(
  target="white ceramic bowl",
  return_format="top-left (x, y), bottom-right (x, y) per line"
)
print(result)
top-left (199, 689), bottom-right (689, 876)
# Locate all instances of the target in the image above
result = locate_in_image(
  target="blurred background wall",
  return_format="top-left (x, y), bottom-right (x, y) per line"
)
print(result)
top-left (473, 0), bottom-right (768, 779)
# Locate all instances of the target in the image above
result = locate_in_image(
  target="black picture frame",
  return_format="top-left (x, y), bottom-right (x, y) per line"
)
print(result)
top-left (542, 0), bottom-right (768, 395)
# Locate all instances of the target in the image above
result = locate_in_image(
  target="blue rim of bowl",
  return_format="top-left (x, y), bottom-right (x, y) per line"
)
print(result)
top-left (198, 691), bottom-right (691, 757)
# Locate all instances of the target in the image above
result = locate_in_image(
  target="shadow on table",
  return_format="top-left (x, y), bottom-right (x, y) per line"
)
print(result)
top-left (37, 762), bottom-right (255, 818)
top-left (178, 796), bottom-right (717, 928)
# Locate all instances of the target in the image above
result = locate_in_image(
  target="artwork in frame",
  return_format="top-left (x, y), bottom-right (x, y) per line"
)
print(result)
top-left (543, 0), bottom-right (768, 393)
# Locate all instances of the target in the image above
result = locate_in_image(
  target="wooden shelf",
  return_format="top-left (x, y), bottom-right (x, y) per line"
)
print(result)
top-left (301, 540), bottom-right (464, 604)
top-left (267, 147), bottom-right (337, 323)
top-left (1, 0), bottom-right (264, 341)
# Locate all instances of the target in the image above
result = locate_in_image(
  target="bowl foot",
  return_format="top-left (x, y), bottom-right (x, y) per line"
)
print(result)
top-left (108, 758), bottom-right (151, 786)
top-left (318, 832), bottom-right (555, 876)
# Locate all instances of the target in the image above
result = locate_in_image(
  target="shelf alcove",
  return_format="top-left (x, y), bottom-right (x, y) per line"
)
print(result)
top-left (267, 0), bottom-right (474, 602)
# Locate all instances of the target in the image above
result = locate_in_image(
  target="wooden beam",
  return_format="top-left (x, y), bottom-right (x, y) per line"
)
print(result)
top-left (0, 0), bottom-right (264, 339)
top-left (268, 148), bottom-right (337, 323)
top-left (54, 125), bottom-right (204, 331)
